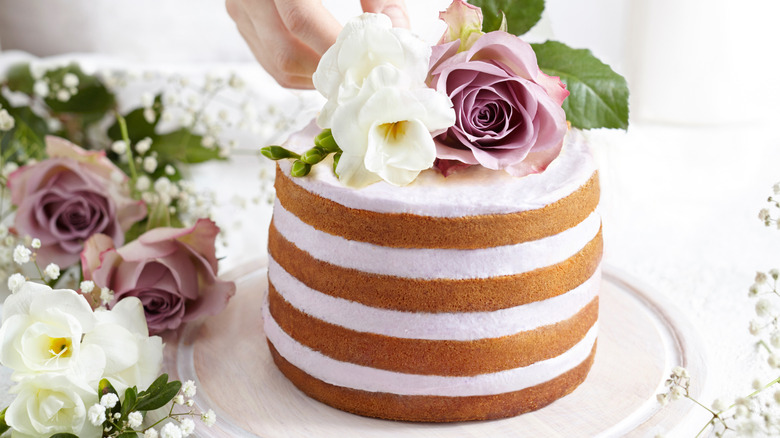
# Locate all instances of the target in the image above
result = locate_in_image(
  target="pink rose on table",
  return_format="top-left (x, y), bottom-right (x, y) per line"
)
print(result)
top-left (81, 219), bottom-right (235, 334)
top-left (428, 31), bottom-right (569, 177)
top-left (7, 136), bottom-right (146, 266)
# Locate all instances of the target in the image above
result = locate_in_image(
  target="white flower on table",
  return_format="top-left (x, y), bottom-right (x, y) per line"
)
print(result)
top-left (81, 297), bottom-right (164, 395)
top-left (0, 281), bottom-right (99, 375)
top-left (329, 65), bottom-right (454, 187)
top-left (5, 370), bottom-right (102, 437)
top-left (313, 13), bottom-right (431, 129)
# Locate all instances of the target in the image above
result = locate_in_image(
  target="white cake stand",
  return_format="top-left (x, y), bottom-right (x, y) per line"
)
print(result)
top-left (162, 259), bottom-right (706, 437)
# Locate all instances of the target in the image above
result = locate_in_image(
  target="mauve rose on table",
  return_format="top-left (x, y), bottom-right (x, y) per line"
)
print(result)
top-left (428, 1), bottom-right (569, 177)
top-left (7, 136), bottom-right (146, 267)
top-left (81, 218), bottom-right (236, 335)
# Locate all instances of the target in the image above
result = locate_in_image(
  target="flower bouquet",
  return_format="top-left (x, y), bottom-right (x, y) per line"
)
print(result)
top-left (0, 62), bottom-right (239, 436)
top-left (263, 0), bottom-right (628, 185)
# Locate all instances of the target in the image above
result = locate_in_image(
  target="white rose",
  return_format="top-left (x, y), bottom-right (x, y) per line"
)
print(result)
top-left (0, 282), bottom-right (99, 376)
top-left (5, 372), bottom-right (101, 438)
top-left (313, 13), bottom-right (430, 128)
top-left (331, 65), bottom-right (455, 187)
top-left (82, 297), bottom-right (163, 394)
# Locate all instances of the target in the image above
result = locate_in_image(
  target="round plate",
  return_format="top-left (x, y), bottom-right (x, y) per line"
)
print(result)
top-left (163, 260), bottom-right (705, 437)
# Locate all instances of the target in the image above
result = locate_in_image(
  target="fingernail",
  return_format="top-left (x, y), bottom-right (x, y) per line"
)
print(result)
top-left (382, 5), bottom-right (410, 29)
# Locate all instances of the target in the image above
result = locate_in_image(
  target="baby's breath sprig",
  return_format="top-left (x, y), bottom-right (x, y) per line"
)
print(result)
top-left (759, 182), bottom-right (780, 229)
top-left (261, 128), bottom-right (341, 177)
top-left (656, 181), bottom-right (780, 437)
top-left (80, 376), bottom-right (216, 438)
top-left (6, 238), bottom-right (62, 291)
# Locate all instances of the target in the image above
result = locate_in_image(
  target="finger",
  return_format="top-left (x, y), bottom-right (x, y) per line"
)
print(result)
top-left (361, 0), bottom-right (410, 28)
top-left (236, 26), bottom-right (315, 89)
top-left (273, 0), bottom-right (342, 55)
top-left (232, 0), bottom-right (320, 88)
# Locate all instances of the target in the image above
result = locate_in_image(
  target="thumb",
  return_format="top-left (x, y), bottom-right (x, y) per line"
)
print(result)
top-left (361, 0), bottom-right (410, 29)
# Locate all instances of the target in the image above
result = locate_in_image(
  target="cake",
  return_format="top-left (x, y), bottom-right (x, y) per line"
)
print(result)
top-left (260, 0), bottom-right (626, 422)
top-left (263, 125), bottom-right (601, 422)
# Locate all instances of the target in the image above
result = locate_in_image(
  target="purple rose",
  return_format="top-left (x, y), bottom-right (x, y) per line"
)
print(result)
top-left (8, 136), bottom-right (146, 266)
top-left (81, 219), bottom-right (236, 334)
top-left (428, 31), bottom-right (569, 177)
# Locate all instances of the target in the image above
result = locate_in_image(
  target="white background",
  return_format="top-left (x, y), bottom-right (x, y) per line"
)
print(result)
top-left (2, 1), bottom-right (780, 435)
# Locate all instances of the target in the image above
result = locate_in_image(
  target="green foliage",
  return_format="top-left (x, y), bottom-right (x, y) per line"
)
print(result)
top-left (471, 0), bottom-right (545, 35)
top-left (532, 41), bottom-right (629, 130)
top-left (5, 64), bottom-right (35, 94)
top-left (152, 129), bottom-right (223, 164)
top-left (134, 374), bottom-right (182, 412)
top-left (48, 434), bottom-right (79, 438)
top-left (0, 407), bottom-right (9, 435)
top-left (43, 65), bottom-right (115, 116)
top-left (121, 387), bottom-right (138, 419)
top-left (107, 95), bottom-right (162, 143)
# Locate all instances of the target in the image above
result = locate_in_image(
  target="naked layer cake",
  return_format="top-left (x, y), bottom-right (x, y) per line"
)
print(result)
top-left (260, 0), bottom-right (626, 422)
top-left (263, 126), bottom-right (601, 422)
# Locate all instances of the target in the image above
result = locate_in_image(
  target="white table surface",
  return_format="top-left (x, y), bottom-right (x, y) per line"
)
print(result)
top-left (1, 52), bottom-right (779, 437)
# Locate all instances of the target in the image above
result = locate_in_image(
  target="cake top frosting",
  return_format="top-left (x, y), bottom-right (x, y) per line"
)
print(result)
top-left (280, 121), bottom-right (595, 217)
top-left (262, 0), bottom-right (628, 190)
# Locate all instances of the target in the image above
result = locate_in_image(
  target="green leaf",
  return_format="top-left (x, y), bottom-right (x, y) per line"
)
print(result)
top-left (0, 407), bottom-right (9, 435)
top-left (532, 41), bottom-right (629, 130)
top-left (135, 380), bottom-right (182, 412)
top-left (48, 434), bottom-right (80, 438)
top-left (107, 95), bottom-right (162, 142)
top-left (142, 374), bottom-right (169, 396)
top-left (0, 105), bottom-right (49, 162)
top-left (116, 432), bottom-right (140, 438)
top-left (5, 63), bottom-right (35, 94)
top-left (121, 387), bottom-right (138, 418)
top-left (99, 378), bottom-right (119, 398)
top-left (43, 64), bottom-right (115, 115)
top-left (471, 0), bottom-right (545, 35)
top-left (152, 128), bottom-right (223, 164)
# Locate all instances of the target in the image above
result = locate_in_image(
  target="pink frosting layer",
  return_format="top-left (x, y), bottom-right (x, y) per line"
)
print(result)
top-left (264, 301), bottom-right (598, 397)
top-left (269, 257), bottom-right (600, 341)
top-left (273, 200), bottom-right (600, 280)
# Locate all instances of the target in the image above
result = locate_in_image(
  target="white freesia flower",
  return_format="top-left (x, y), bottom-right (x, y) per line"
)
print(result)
top-left (0, 282), bottom-right (99, 375)
top-left (6, 371), bottom-right (101, 438)
top-left (331, 65), bottom-right (454, 187)
top-left (81, 297), bottom-right (163, 394)
top-left (313, 13), bottom-right (430, 128)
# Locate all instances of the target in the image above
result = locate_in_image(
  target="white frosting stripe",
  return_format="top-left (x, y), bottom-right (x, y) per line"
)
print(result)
top-left (283, 127), bottom-right (596, 217)
top-left (272, 200), bottom-right (601, 280)
top-left (269, 257), bottom-right (601, 340)
top-left (264, 302), bottom-right (598, 397)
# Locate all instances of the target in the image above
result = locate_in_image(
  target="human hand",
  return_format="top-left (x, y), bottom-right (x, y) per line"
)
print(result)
top-left (226, 0), bottom-right (410, 89)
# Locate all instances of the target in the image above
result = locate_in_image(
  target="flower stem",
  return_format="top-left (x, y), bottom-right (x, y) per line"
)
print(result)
top-left (694, 418), bottom-right (714, 438)
top-left (685, 394), bottom-right (717, 416)
top-left (114, 112), bottom-right (138, 186)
